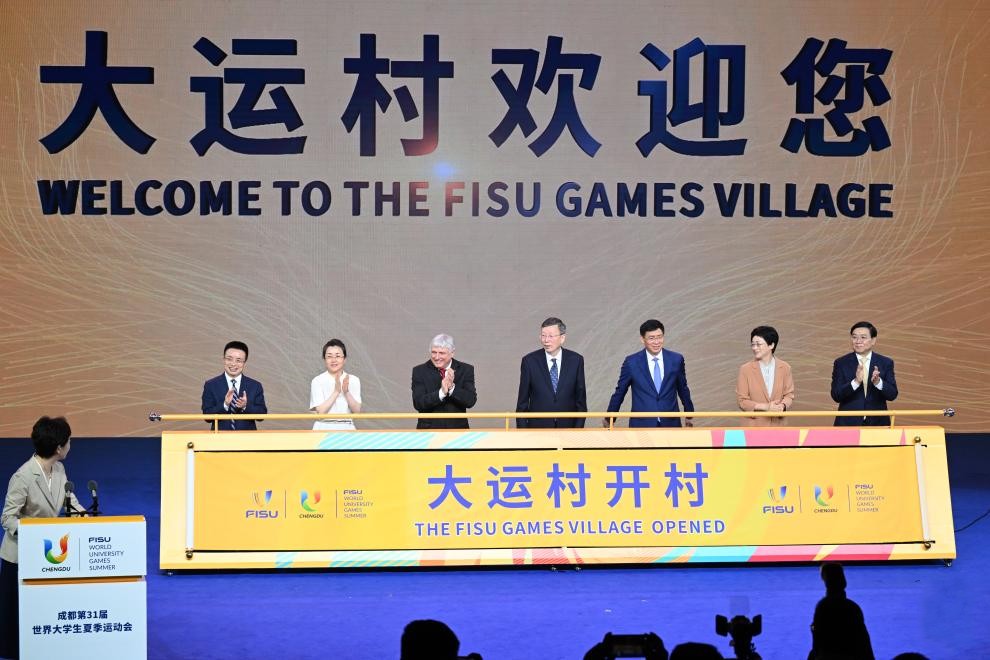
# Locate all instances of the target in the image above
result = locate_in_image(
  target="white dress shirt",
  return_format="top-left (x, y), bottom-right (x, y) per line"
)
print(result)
top-left (851, 351), bottom-right (884, 391)
top-left (645, 349), bottom-right (664, 382)
top-left (224, 373), bottom-right (242, 411)
top-left (760, 358), bottom-right (776, 398)
top-left (310, 371), bottom-right (362, 430)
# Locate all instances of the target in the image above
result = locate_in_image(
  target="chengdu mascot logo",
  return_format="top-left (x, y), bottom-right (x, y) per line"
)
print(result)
top-left (44, 534), bottom-right (70, 564)
top-left (300, 490), bottom-right (321, 512)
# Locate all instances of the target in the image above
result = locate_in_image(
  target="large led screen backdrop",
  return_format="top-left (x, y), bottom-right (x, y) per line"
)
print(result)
top-left (1, 1), bottom-right (988, 435)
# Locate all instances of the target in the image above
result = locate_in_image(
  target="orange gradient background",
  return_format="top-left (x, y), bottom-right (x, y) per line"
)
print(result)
top-left (1, 1), bottom-right (988, 435)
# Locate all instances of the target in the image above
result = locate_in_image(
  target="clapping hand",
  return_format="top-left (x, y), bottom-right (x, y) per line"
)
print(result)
top-left (225, 388), bottom-right (247, 410)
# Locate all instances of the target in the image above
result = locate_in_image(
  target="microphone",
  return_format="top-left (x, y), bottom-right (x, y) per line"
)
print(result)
top-left (64, 480), bottom-right (75, 517)
top-left (87, 480), bottom-right (100, 515)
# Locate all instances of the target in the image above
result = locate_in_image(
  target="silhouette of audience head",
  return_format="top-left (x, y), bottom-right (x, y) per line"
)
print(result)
top-left (401, 619), bottom-right (459, 660)
top-left (820, 562), bottom-right (847, 593)
top-left (809, 563), bottom-right (874, 660)
top-left (583, 633), bottom-right (667, 660)
top-left (891, 654), bottom-right (929, 660)
top-left (400, 619), bottom-right (481, 660)
top-left (670, 641), bottom-right (724, 659)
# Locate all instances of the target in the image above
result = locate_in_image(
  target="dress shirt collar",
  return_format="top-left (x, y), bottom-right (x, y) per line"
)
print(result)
top-left (645, 348), bottom-right (664, 376)
top-left (645, 348), bottom-right (664, 362)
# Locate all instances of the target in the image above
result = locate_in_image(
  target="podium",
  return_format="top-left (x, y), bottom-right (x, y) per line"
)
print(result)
top-left (161, 426), bottom-right (954, 569)
top-left (17, 515), bottom-right (147, 659)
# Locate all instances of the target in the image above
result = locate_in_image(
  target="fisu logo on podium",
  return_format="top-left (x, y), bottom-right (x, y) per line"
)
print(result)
top-left (246, 490), bottom-right (280, 519)
top-left (762, 485), bottom-right (794, 515)
top-left (43, 533), bottom-right (71, 571)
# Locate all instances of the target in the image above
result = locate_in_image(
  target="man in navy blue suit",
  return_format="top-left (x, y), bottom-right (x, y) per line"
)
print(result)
top-left (201, 340), bottom-right (268, 430)
top-left (605, 320), bottom-right (694, 428)
top-left (830, 321), bottom-right (898, 426)
top-left (515, 317), bottom-right (587, 428)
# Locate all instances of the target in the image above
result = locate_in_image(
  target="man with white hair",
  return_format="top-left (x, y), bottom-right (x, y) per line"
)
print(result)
top-left (411, 334), bottom-right (477, 429)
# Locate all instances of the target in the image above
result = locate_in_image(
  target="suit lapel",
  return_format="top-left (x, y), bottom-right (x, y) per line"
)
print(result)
top-left (31, 461), bottom-right (58, 510)
top-left (845, 353), bottom-right (859, 378)
top-left (661, 350), bottom-right (674, 393)
top-left (768, 361), bottom-right (778, 400)
top-left (843, 353), bottom-right (866, 400)
top-left (219, 374), bottom-right (233, 399)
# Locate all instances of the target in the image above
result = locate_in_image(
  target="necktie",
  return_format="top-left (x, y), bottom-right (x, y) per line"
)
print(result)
top-left (438, 368), bottom-right (446, 380)
top-left (652, 357), bottom-right (662, 393)
top-left (859, 356), bottom-right (869, 396)
top-left (550, 358), bottom-right (559, 393)
top-left (230, 378), bottom-right (238, 429)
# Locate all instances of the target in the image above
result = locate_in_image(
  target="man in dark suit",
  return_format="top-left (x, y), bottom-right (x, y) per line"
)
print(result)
top-left (515, 317), bottom-right (587, 428)
top-left (605, 319), bottom-right (694, 428)
top-left (831, 321), bottom-right (898, 426)
top-left (411, 334), bottom-right (477, 429)
top-left (201, 340), bottom-right (268, 430)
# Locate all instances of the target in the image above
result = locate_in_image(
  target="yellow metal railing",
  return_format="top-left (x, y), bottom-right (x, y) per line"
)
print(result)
top-left (150, 408), bottom-right (955, 431)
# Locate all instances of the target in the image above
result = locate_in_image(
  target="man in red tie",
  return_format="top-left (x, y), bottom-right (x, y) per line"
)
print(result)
top-left (411, 334), bottom-right (477, 429)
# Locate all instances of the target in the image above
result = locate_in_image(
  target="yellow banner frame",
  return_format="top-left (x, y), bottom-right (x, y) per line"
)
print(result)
top-left (159, 418), bottom-right (955, 570)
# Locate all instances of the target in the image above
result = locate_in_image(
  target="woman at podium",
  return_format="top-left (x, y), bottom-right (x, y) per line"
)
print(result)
top-left (0, 415), bottom-right (81, 659)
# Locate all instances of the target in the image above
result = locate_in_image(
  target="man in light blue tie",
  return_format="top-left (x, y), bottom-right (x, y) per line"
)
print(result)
top-left (515, 317), bottom-right (587, 428)
top-left (605, 319), bottom-right (694, 428)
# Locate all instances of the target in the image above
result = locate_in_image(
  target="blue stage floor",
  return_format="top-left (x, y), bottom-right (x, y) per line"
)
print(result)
top-left (1, 435), bottom-right (986, 659)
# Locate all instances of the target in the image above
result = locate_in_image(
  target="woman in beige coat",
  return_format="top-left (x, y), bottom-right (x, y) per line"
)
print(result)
top-left (736, 326), bottom-right (795, 426)
top-left (0, 416), bottom-right (81, 659)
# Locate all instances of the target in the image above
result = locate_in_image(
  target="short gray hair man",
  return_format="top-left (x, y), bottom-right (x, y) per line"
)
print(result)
top-left (430, 334), bottom-right (455, 351)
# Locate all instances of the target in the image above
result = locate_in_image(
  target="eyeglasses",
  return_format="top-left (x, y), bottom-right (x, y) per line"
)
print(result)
top-left (324, 353), bottom-right (345, 360)
top-left (223, 357), bottom-right (245, 364)
top-left (540, 334), bottom-right (562, 341)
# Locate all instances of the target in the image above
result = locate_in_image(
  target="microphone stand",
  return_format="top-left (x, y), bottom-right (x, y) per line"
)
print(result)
top-left (63, 482), bottom-right (82, 517)
top-left (86, 481), bottom-right (102, 517)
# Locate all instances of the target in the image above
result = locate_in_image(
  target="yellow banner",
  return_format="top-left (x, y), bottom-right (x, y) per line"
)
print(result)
top-left (193, 446), bottom-right (922, 550)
